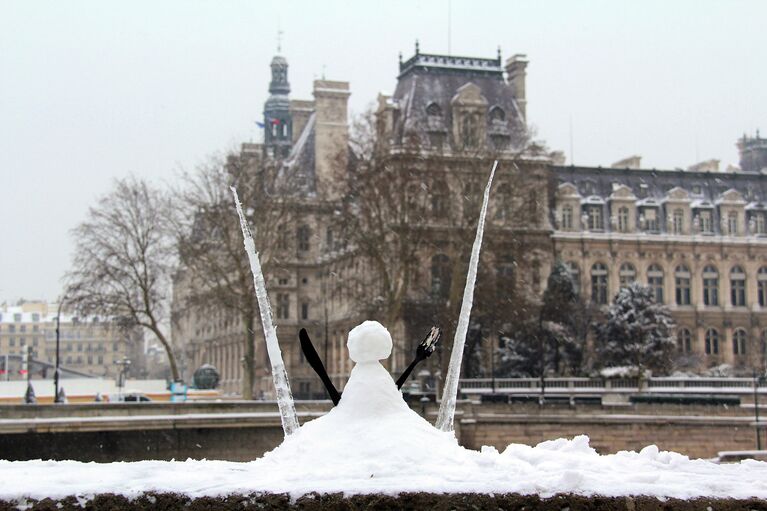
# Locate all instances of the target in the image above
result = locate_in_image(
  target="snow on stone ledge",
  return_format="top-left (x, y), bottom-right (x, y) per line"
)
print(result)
top-left (0, 435), bottom-right (765, 502)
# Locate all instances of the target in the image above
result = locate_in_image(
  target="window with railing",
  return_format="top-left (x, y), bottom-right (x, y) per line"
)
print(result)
top-left (733, 329), bottom-right (747, 356)
top-left (591, 263), bottom-right (608, 305)
top-left (705, 328), bottom-right (719, 355)
top-left (675, 265), bottom-right (691, 305)
top-left (677, 328), bottom-right (692, 353)
top-left (730, 266), bottom-right (746, 307)
top-left (703, 265), bottom-right (719, 306)
top-left (619, 262), bottom-right (636, 288)
top-left (647, 264), bottom-right (664, 303)
top-left (758, 267), bottom-right (767, 307)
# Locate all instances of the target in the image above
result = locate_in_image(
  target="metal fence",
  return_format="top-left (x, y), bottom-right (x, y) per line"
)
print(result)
top-left (458, 377), bottom-right (766, 395)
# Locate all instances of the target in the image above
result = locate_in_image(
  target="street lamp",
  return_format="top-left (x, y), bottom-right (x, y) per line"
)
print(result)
top-left (54, 297), bottom-right (66, 403)
top-left (115, 357), bottom-right (131, 400)
top-left (754, 370), bottom-right (766, 451)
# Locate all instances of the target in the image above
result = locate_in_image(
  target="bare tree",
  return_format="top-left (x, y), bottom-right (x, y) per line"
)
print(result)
top-left (173, 150), bottom-right (296, 399)
top-left (66, 176), bottom-right (180, 381)
top-left (337, 106), bottom-right (544, 382)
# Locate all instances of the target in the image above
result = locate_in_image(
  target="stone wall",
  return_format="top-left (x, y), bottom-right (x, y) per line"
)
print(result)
top-left (0, 400), bottom-right (762, 462)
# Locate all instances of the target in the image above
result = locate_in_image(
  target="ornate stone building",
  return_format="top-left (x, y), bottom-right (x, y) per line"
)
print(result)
top-left (553, 149), bottom-right (767, 373)
top-left (173, 47), bottom-right (767, 398)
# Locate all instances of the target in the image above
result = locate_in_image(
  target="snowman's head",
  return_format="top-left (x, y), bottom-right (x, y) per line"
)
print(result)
top-left (347, 321), bottom-right (392, 363)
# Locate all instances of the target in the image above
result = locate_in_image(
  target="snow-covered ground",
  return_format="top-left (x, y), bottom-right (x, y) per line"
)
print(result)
top-left (1, 321), bottom-right (766, 502)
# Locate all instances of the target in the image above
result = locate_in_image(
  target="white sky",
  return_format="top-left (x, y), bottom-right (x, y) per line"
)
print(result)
top-left (1, 0), bottom-right (766, 302)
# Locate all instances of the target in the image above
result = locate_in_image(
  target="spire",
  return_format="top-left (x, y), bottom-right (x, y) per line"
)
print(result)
top-left (269, 54), bottom-right (290, 95)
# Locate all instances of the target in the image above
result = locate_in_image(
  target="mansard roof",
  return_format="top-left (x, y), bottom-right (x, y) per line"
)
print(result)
top-left (390, 50), bottom-right (525, 146)
top-left (553, 165), bottom-right (767, 205)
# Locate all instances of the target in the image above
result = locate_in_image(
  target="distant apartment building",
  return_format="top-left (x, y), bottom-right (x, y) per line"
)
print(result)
top-left (0, 301), bottom-right (139, 380)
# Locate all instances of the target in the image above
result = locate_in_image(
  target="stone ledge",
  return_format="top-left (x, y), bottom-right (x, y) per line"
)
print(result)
top-left (0, 492), bottom-right (764, 510)
top-left (0, 411), bottom-right (326, 434)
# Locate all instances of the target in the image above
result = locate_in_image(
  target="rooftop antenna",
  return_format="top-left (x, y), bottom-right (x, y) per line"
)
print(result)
top-left (569, 115), bottom-right (575, 165)
top-left (321, 64), bottom-right (326, 80)
top-left (277, 29), bottom-right (283, 53)
top-left (447, 0), bottom-right (452, 55)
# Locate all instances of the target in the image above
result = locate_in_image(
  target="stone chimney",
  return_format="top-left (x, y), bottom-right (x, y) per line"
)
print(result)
top-left (505, 54), bottom-right (528, 122)
top-left (313, 80), bottom-right (350, 199)
top-left (687, 159), bottom-right (720, 173)
top-left (290, 99), bottom-right (315, 144)
top-left (611, 155), bottom-right (642, 169)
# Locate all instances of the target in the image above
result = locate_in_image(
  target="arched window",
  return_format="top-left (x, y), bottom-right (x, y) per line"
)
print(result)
top-left (677, 328), bottom-right (692, 353)
top-left (426, 102), bottom-right (442, 117)
top-left (565, 261), bottom-right (580, 294)
top-left (647, 264), bottom-right (664, 303)
top-left (703, 265), bottom-right (719, 306)
top-left (591, 263), bottom-right (608, 305)
top-left (617, 206), bottom-right (630, 232)
top-left (489, 106), bottom-right (506, 122)
top-left (431, 181), bottom-right (448, 217)
top-left (705, 328), bottom-right (720, 355)
top-left (733, 329), bottom-right (747, 356)
top-left (431, 254), bottom-right (451, 298)
top-left (672, 209), bottom-right (684, 234)
top-left (675, 265), bottom-right (691, 305)
top-left (561, 205), bottom-right (573, 230)
top-left (730, 266), bottom-right (746, 307)
top-left (619, 262), bottom-right (636, 288)
top-left (758, 267), bottom-right (767, 307)
top-left (495, 184), bottom-right (512, 222)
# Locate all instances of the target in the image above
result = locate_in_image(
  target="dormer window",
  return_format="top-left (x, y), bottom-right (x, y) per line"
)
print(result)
top-left (727, 211), bottom-right (738, 235)
top-left (490, 106), bottom-right (505, 122)
top-left (617, 206), bottom-right (630, 232)
top-left (586, 205), bottom-right (603, 230)
top-left (461, 113), bottom-right (479, 148)
top-left (426, 102), bottom-right (442, 117)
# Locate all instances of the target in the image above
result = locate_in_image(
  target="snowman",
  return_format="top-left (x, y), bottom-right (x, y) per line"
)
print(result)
top-left (299, 321), bottom-right (440, 408)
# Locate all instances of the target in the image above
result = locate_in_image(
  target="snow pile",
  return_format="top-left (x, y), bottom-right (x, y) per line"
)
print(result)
top-left (1, 321), bottom-right (767, 501)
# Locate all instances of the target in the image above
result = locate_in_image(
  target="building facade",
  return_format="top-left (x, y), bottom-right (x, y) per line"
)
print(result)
top-left (0, 301), bottom-right (139, 380)
top-left (173, 47), bottom-right (767, 398)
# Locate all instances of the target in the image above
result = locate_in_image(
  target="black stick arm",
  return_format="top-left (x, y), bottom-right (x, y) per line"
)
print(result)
top-left (299, 328), bottom-right (342, 406)
top-left (395, 358), bottom-right (420, 390)
top-left (395, 326), bottom-right (441, 391)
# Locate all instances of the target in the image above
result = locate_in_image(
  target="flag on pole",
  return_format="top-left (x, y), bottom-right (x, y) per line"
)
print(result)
top-left (255, 121), bottom-right (265, 128)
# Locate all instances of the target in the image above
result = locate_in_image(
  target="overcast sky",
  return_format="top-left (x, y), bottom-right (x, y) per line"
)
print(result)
top-left (1, 0), bottom-right (766, 302)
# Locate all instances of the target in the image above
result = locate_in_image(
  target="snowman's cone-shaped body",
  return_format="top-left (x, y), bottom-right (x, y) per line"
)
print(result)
top-left (259, 321), bottom-right (463, 484)
top-left (333, 321), bottom-right (412, 418)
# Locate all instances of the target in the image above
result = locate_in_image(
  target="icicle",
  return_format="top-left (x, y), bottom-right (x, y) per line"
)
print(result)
top-left (231, 187), bottom-right (300, 436)
top-left (435, 161), bottom-right (498, 432)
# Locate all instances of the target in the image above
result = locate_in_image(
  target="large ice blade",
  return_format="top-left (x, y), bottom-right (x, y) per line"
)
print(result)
top-left (435, 161), bottom-right (498, 432)
top-left (231, 187), bottom-right (300, 436)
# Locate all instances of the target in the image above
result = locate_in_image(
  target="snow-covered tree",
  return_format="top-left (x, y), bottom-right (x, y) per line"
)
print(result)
top-left (496, 261), bottom-right (587, 378)
top-left (540, 260), bottom-right (583, 375)
top-left (596, 282), bottom-right (676, 376)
